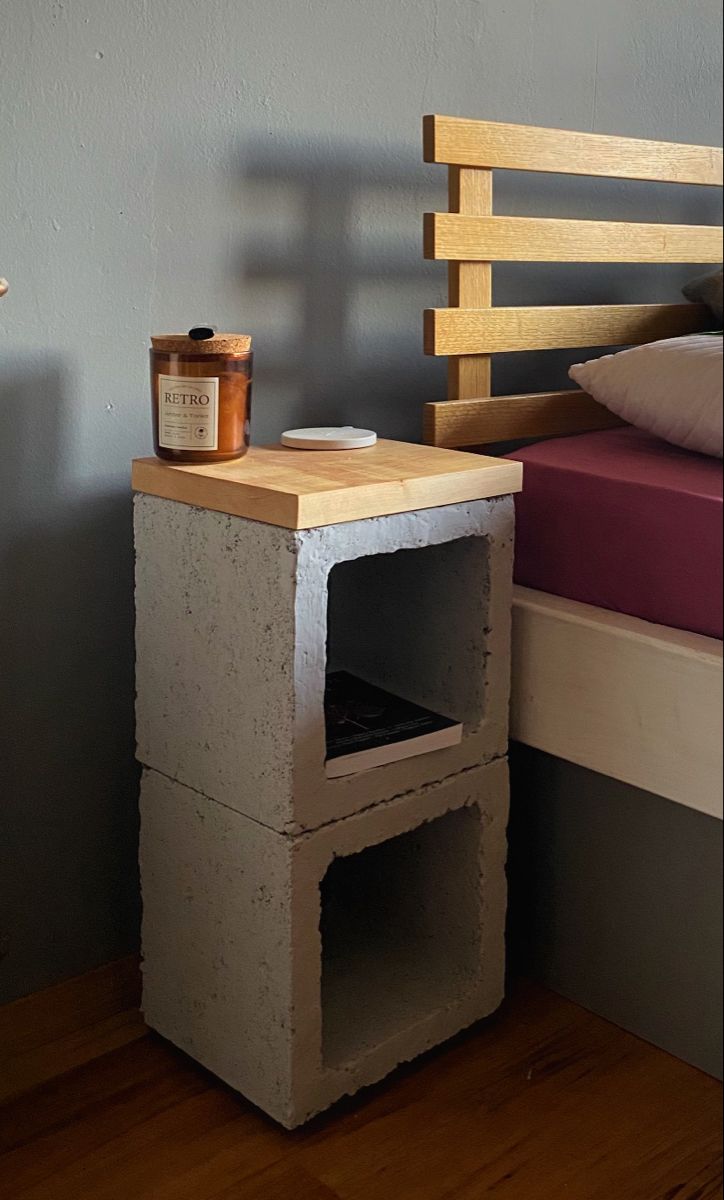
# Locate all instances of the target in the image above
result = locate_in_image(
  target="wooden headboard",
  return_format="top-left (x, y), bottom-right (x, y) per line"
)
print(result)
top-left (422, 115), bottom-right (723, 448)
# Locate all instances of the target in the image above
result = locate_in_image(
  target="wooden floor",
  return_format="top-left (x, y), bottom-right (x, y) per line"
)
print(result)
top-left (0, 960), bottom-right (721, 1200)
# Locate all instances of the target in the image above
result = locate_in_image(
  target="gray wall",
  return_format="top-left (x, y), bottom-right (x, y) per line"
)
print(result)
top-left (0, 0), bottom-right (721, 1003)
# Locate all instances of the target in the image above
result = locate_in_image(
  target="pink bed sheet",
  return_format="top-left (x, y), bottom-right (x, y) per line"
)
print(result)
top-left (507, 426), bottom-right (723, 640)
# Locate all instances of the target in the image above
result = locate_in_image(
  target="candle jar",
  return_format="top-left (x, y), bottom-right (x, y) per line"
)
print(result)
top-left (150, 333), bottom-right (253, 463)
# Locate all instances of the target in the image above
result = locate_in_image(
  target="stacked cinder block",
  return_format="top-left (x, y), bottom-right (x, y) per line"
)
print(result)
top-left (134, 443), bottom-right (520, 1128)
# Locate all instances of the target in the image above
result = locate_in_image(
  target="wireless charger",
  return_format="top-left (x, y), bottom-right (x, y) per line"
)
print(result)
top-left (280, 426), bottom-right (377, 450)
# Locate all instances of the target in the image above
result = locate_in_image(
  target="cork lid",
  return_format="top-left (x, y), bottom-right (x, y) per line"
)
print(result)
top-left (151, 332), bottom-right (252, 356)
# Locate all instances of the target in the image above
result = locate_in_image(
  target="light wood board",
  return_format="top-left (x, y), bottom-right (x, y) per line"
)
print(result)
top-left (424, 114), bottom-right (724, 185)
top-left (446, 166), bottom-right (493, 400)
top-left (425, 212), bottom-right (723, 263)
top-left (132, 441), bottom-right (522, 529)
top-left (424, 390), bottom-right (622, 446)
top-left (510, 587), bottom-right (724, 819)
top-left (425, 302), bottom-right (711, 355)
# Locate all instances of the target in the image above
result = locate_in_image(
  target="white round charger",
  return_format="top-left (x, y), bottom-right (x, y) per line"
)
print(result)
top-left (280, 426), bottom-right (377, 450)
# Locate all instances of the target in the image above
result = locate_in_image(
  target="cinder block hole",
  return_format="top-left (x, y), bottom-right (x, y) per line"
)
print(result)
top-left (326, 537), bottom-right (489, 733)
top-left (320, 805), bottom-right (483, 1068)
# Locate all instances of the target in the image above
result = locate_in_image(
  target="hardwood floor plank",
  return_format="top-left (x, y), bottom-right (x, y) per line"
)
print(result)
top-left (0, 1038), bottom-right (209, 1193)
top-left (0, 1009), bottom-right (147, 1105)
top-left (0, 980), bottom-right (720, 1200)
top-left (210, 1161), bottom-right (340, 1200)
top-left (5, 1087), bottom-right (287, 1200)
top-left (0, 958), bottom-right (140, 1058)
top-left (295, 987), bottom-right (722, 1200)
top-left (119, 1099), bottom-right (292, 1200)
top-left (0, 957), bottom-right (142, 1104)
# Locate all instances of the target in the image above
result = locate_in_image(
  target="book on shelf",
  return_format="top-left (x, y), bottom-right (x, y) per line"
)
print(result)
top-left (324, 671), bottom-right (462, 779)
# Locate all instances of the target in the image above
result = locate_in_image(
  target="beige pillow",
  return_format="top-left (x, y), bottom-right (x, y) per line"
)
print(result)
top-left (570, 334), bottom-right (723, 458)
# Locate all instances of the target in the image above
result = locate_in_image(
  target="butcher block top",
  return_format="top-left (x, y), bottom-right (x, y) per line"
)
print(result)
top-left (132, 439), bottom-right (522, 530)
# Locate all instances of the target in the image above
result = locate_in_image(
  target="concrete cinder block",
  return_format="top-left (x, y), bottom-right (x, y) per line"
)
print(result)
top-left (140, 758), bottom-right (509, 1129)
top-left (135, 493), bottom-right (514, 833)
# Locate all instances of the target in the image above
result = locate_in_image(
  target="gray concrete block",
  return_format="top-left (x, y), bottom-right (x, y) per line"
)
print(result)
top-left (140, 758), bottom-right (509, 1128)
top-left (135, 493), bottom-right (514, 833)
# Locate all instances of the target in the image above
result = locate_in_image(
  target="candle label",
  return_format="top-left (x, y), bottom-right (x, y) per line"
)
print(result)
top-left (158, 375), bottom-right (219, 450)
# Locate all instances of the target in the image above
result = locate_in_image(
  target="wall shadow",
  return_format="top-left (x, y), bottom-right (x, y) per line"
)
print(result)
top-left (231, 136), bottom-right (447, 442)
top-left (0, 357), bottom-right (139, 1003)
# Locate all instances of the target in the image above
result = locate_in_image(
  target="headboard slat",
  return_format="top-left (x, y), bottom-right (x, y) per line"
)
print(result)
top-left (425, 391), bottom-right (623, 448)
top-left (423, 116), bottom-right (723, 447)
top-left (424, 213), bottom-right (723, 264)
top-left (424, 303), bottom-right (711, 356)
top-left (424, 115), bottom-right (724, 186)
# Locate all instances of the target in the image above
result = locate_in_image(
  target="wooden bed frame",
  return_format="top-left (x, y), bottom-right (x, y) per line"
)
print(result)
top-left (422, 115), bottom-right (723, 820)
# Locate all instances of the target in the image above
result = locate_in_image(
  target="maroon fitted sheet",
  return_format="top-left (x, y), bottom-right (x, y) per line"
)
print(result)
top-left (507, 427), bottom-right (723, 640)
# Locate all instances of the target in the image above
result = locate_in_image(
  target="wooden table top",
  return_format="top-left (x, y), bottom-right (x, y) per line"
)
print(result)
top-left (132, 440), bottom-right (522, 529)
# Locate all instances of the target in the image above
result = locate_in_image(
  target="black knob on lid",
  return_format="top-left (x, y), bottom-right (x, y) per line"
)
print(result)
top-left (188, 325), bottom-right (217, 340)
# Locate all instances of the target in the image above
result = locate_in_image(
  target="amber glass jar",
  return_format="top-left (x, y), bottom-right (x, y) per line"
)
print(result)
top-left (150, 333), bottom-right (253, 463)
